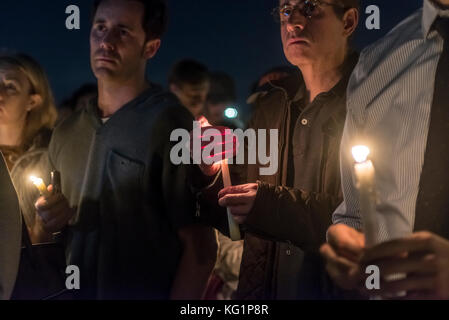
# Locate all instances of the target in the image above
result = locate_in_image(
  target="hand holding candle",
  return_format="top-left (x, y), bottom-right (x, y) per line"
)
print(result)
top-left (190, 119), bottom-right (238, 176)
top-left (191, 118), bottom-right (241, 241)
top-left (220, 158), bottom-right (242, 241)
top-left (218, 183), bottom-right (258, 225)
top-left (30, 172), bottom-right (74, 242)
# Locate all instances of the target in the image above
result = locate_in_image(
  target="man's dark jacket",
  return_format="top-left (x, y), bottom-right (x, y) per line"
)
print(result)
top-left (46, 86), bottom-right (198, 299)
top-left (199, 53), bottom-right (358, 299)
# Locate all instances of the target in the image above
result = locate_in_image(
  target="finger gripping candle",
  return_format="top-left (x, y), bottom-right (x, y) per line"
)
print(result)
top-left (198, 118), bottom-right (241, 241)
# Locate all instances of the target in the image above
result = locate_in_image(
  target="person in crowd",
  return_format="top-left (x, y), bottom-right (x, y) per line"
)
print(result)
top-left (0, 53), bottom-right (57, 237)
top-left (196, 0), bottom-right (360, 299)
top-left (28, 0), bottom-right (217, 300)
top-left (202, 71), bottom-right (243, 300)
top-left (169, 59), bottom-right (209, 119)
top-left (57, 83), bottom-right (97, 125)
top-left (204, 227), bottom-right (243, 300)
top-left (204, 71), bottom-right (242, 129)
top-left (321, 0), bottom-right (449, 300)
top-left (247, 66), bottom-right (298, 109)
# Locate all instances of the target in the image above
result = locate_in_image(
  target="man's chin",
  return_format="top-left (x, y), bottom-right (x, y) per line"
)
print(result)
top-left (285, 48), bottom-right (313, 67)
top-left (187, 106), bottom-right (204, 117)
top-left (93, 66), bottom-right (119, 79)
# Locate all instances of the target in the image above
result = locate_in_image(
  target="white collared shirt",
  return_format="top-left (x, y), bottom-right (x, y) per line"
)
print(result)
top-left (333, 0), bottom-right (449, 242)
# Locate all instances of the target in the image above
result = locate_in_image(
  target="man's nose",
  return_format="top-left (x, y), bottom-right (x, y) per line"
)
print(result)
top-left (100, 30), bottom-right (117, 51)
top-left (286, 10), bottom-right (307, 32)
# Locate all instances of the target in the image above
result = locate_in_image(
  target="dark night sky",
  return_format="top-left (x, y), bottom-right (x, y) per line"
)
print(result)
top-left (0, 0), bottom-right (423, 119)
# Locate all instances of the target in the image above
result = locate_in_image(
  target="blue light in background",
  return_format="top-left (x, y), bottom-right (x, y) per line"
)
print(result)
top-left (225, 107), bottom-right (238, 119)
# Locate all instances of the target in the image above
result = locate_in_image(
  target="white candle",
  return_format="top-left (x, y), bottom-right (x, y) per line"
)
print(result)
top-left (352, 146), bottom-right (378, 247)
top-left (221, 158), bottom-right (242, 241)
top-left (353, 147), bottom-right (406, 297)
top-left (30, 175), bottom-right (50, 198)
top-left (197, 116), bottom-right (241, 241)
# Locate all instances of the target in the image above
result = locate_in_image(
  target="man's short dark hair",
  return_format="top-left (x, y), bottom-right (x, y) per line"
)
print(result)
top-left (250, 66), bottom-right (298, 94)
top-left (168, 59), bottom-right (209, 87)
top-left (60, 83), bottom-right (98, 111)
top-left (92, 0), bottom-right (168, 41)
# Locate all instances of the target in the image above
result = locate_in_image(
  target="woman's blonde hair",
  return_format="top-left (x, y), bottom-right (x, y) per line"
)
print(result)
top-left (0, 53), bottom-right (57, 147)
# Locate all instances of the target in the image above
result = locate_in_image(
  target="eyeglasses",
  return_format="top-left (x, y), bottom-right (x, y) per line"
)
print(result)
top-left (272, 1), bottom-right (346, 21)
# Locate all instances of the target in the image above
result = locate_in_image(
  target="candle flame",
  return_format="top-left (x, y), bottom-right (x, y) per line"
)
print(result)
top-left (30, 175), bottom-right (42, 184)
top-left (352, 145), bottom-right (370, 163)
top-left (197, 116), bottom-right (211, 128)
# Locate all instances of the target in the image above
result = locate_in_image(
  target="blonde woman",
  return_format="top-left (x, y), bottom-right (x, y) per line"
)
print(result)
top-left (0, 53), bottom-right (57, 238)
top-left (0, 154), bottom-right (21, 300)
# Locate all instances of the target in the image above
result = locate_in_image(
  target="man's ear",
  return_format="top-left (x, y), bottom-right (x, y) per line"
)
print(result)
top-left (143, 38), bottom-right (161, 60)
top-left (169, 83), bottom-right (180, 95)
top-left (26, 94), bottom-right (43, 111)
top-left (342, 8), bottom-right (359, 39)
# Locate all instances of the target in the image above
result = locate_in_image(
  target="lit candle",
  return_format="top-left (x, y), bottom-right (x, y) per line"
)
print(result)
top-left (30, 175), bottom-right (50, 198)
top-left (221, 158), bottom-right (241, 241)
top-left (197, 116), bottom-right (241, 241)
top-left (352, 146), bottom-right (378, 247)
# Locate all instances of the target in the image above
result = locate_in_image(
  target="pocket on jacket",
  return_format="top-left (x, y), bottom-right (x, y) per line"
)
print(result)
top-left (106, 150), bottom-right (145, 207)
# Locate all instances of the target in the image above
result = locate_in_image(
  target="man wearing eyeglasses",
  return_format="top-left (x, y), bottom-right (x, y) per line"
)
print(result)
top-left (197, 0), bottom-right (359, 299)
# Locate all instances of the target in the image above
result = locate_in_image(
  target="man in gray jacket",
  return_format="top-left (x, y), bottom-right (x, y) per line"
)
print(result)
top-left (0, 154), bottom-right (21, 300)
